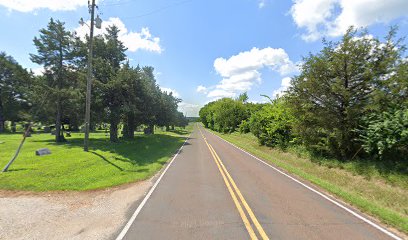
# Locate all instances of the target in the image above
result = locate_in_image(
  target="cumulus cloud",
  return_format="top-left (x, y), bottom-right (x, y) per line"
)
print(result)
top-left (75, 17), bottom-right (162, 53)
top-left (160, 87), bottom-right (180, 98)
top-left (290, 0), bottom-right (408, 41)
top-left (205, 47), bottom-right (297, 99)
top-left (0, 0), bottom-right (88, 12)
top-left (178, 102), bottom-right (200, 117)
top-left (207, 89), bottom-right (237, 99)
top-left (196, 85), bottom-right (208, 94)
top-left (272, 77), bottom-right (292, 98)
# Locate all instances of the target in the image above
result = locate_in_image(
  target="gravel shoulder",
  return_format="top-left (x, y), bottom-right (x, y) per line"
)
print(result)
top-left (0, 179), bottom-right (153, 240)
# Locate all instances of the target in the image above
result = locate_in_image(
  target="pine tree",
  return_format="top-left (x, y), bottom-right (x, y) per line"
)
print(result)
top-left (30, 18), bottom-right (78, 142)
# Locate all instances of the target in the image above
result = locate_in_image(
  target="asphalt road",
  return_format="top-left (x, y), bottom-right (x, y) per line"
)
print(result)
top-left (117, 124), bottom-right (399, 240)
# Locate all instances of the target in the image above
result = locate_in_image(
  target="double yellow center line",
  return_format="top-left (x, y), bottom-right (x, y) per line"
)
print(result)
top-left (198, 126), bottom-right (269, 240)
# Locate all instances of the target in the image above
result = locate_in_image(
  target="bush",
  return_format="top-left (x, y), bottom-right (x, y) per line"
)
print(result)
top-left (359, 109), bottom-right (408, 161)
top-left (239, 120), bottom-right (251, 133)
top-left (249, 99), bottom-right (295, 148)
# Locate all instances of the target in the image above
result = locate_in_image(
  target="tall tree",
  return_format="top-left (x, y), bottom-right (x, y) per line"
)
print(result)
top-left (30, 18), bottom-right (78, 142)
top-left (139, 66), bottom-right (161, 134)
top-left (0, 53), bottom-right (31, 132)
top-left (120, 63), bottom-right (141, 139)
top-left (91, 25), bottom-right (127, 142)
top-left (288, 27), bottom-right (404, 158)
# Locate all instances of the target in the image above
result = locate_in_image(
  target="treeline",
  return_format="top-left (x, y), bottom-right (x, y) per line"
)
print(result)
top-left (200, 28), bottom-right (408, 162)
top-left (0, 18), bottom-right (188, 142)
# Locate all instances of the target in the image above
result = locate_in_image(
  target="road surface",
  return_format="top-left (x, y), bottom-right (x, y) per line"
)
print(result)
top-left (116, 124), bottom-right (399, 240)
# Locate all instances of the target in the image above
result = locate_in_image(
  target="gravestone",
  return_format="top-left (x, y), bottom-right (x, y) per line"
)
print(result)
top-left (36, 148), bottom-right (51, 156)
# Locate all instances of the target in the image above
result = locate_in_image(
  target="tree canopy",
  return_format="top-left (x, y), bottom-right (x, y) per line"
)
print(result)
top-left (0, 18), bottom-right (188, 143)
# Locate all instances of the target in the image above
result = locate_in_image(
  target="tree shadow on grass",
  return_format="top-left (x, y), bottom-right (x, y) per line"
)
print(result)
top-left (306, 149), bottom-right (408, 185)
top-left (168, 129), bottom-right (189, 135)
top-left (6, 168), bottom-right (34, 172)
top-left (30, 133), bottom-right (188, 169)
top-left (90, 151), bottom-right (150, 173)
top-left (90, 151), bottom-right (124, 171)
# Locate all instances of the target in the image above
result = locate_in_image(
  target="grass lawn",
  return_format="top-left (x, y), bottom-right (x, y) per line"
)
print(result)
top-left (210, 130), bottom-right (408, 234)
top-left (0, 126), bottom-right (191, 191)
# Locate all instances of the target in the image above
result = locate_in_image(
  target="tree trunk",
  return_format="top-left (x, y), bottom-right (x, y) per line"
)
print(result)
top-left (55, 99), bottom-right (65, 142)
top-left (166, 125), bottom-right (170, 131)
top-left (109, 110), bottom-right (119, 142)
top-left (123, 113), bottom-right (135, 139)
top-left (110, 121), bottom-right (118, 142)
top-left (11, 121), bottom-right (16, 133)
top-left (149, 124), bottom-right (155, 134)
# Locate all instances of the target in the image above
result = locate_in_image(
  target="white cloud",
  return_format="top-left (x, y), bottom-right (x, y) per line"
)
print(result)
top-left (196, 85), bottom-right (208, 94)
top-left (178, 102), bottom-right (200, 117)
top-left (206, 47), bottom-right (298, 99)
top-left (0, 0), bottom-right (88, 12)
top-left (75, 17), bottom-right (162, 53)
top-left (160, 87), bottom-right (180, 98)
top-left (272, 77), bottom-right (292, 98)
top-left (290, 0), bottom-right (408, 41)
top-left (207, 89), bottom-right (236, 99)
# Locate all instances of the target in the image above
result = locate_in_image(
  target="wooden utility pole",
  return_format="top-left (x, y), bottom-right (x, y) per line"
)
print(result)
top-left (84, 0), bottom-right (96, 152)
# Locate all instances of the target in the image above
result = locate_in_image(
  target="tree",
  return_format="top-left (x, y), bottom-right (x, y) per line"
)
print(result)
top-left (91, 25), bottom-right (127, 142)
top-left (30, 18), bottom-right (79, 142)
top-left (200, 98), bottom-right (248, 133)
top-left (287, 27), bottom-right (404, 159)
top-left (237, 92), bottom-right (248, 103)
top-left (249, 98), bottom-right (295, 148)
top-left (139, 66), bottom-right (161, 134)
top-left (157, 91), bottom-right (181, 131)
top-left (0, 53), bottom-right (31, 132)
top-left (119, 63), bottom-right (152, 139)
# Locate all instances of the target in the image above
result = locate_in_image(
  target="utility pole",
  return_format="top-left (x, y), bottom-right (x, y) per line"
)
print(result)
top-left (84, 0), bottom-right (96, 152)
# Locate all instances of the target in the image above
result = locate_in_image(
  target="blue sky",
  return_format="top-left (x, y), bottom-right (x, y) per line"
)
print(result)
top-left (0, 0), bottom-right (407, 116)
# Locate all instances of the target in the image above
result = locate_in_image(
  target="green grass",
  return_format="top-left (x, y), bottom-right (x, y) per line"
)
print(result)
top-left (0, 126), bottom-right (192, 191)
top-left (210, 130), bottom-right (408, 234)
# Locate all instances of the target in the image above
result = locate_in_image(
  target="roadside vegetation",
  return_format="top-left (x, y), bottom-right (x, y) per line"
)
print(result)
top-left (0, 18), bottom-right (191, 190)
top-left (0, 18), bottom-right (189, 142)
top-left (0, 126), bottom-right (191, 191)
top-left (199, 27), bottom-right (408, 233)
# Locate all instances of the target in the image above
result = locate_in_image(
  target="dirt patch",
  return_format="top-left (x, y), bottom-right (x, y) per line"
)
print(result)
top-left (0, 180), bottom-right (153, 240)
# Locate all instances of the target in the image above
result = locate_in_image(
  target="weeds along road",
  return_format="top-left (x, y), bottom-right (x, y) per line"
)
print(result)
top-left (116, 124), bottom-right (399, 240)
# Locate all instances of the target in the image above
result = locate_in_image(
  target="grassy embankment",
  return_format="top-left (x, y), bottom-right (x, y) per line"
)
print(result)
top-left (210, 130), bottom-right (408, 234)
top-left (0, 125), bottom-right (192, 191)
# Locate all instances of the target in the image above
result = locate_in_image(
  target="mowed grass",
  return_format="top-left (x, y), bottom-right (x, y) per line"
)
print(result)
top-left (211, 130), bottom-right (408, 234)
top-left (0, 126), bottom-right (191, 191)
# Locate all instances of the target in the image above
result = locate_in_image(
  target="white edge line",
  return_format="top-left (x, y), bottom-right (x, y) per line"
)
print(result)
top-left (115, 135), bottom-right (190, 240)
top-left (203, 127), bottom-right (402, 240)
